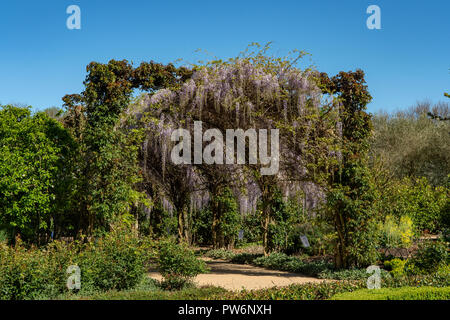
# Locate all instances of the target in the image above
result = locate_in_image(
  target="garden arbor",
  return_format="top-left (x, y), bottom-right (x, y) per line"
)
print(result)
top-left (132, 53), bottom-right (338, 254)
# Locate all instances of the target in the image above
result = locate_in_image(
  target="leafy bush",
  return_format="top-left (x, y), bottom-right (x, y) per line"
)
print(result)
top-left (287, 219), bottom-right (336, 256)
top-left (204, 248), bottom-right (236, 260)
top-left (0, 225), bottom-right (153, 300)
top-left (253, 253), bottom-right (333, 276)
top-left (84, 285), bottom-right (227, 300)
top-left (139, 202), bottom-right (177, 238)
top-left (377, 215), bottom-right (414, 248)
top-left (241, 211), bottom-right (263, 244)
top-left (230, 253), bottom-right (262, 265)
top-left (382, 266), bottom-right (450, 288)
top-left (157, 238), bottom-right (208, 290)
top-left (76, 226), bottom-right (154, 292)
top-left (0, 105), bottom-right (75, 244)
top-left (384, 258), bottom-right (407, 278)
top-left (331, 286), bottom-right (450, 300)
top-left (213, 188), bottom-right (241, 248)
top-left (407, 241), bottom-right (448, 274)
top-left (374, 177), bottom-right (448, 234)
top-left (318, 268), bottom-right (390, 281)
top-left (191, 208), bottom-right (213, 245)
top-left (265, 193), bottom-right (303, 253)
top-left (210, 281), bottom-right (365, 300)
top-left (0, 239), bottom-right (75, 300)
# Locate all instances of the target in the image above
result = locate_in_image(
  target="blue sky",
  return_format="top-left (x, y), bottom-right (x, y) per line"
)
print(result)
top-left (0, 0), bottom-right (448, 113)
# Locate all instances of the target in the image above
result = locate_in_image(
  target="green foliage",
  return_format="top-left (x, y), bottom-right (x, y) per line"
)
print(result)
top-left (370, 102), bottom-right (450, 187)
top-left (157, 238), bottom-right (208, 290)
top-left (82, 285), bottom-right (226, 300)
top-left (326, 163), bottom-right (379, 268)
top-left (384, 258), bottom-right (408, 278)
top-left (408, 241), bottom-right (449, 274)
top-left (0, 225), bottom-right (153, 300)
top-left (241, 211), bottom-right (263, 244)
top-left (319, 70), bottom-right (380, 269)
top-left (139, 202), bottom-right (177, 238)
top-left (377, 215), bottom-right (414, 248)
top-left (230, 253), bottom-right (262, 264)
top-left (382, 265), bottom-right (450, 288)
top-left (265, 193), bottom-right (304, 253)
top-left (372, 174), bottom-right (448, 235)
top-left (0, 105), bottom-right (75, 243)
top-left (331, 286), bottom-right (450, 300)
top-left (213, 188), bottom-right (241, 248)
top-left (76, 225), bottom-right (154, 292)
top-left (318, 268), bottom-right (390, 281)
top-left (191, 208), bottom-right (213, 245)
top-left (0, 240), bottom-right (74, 300)
top-left (205, 248), bottom-right (236, 260)
top-left (211, 281), bottom-right (365, 300)
top-left (253, 253), bottom-right (333, 276)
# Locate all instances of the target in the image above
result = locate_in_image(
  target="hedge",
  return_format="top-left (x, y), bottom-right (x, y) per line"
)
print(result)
top-left (331, 286), bottom-right (450, 300)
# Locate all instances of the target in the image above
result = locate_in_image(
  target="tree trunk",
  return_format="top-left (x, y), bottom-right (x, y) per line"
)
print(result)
top-left (177, 208), bottom-right (184, 242)
top-left (261, 185), bottom-right (272, 256)
top-left (334, 210), bottom-right (348, 269)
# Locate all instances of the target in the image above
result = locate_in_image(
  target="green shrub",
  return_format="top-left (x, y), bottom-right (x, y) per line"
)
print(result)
top-left (382, 265), bottom-right (450, 288)
top-left (230, 253), bottom-right (262, 265)
top-left (376, 178), bottom-right (448, 234)
top-left (192, 208), bottom-right (213, 245)
top-left (157, 238), bottom-right (208, 290)
top-left (76, 225), bottom-right (153, 292)
top-left (377, 215), bottom-right (414, 249)
top-left (213, 188), bottom-right (241, 248)
top-left (210, 281), bottom-right (365, 300)
top-left (139, 202), bottom-right (178, 238)
top-left (331, 286), bottom-right (450, 300)
top-left (0, 239), bottom-right (75, 300)
top-left (241, 211), bottom-right (263, 244)
top-left (384, 258), bottom-right (408, 278)
top-left (0, 228), bottom-right (9, 243)
top-left (318, 268), bottom-right (390, 281)
top-left (253, 253), bottom-right (333, 276)
top-left (204, 248), bottom-right (236, 260)
top-left (264, 193), bottom-right (303, 253)
top-left (407, 241), bottom-right (448, 274)
top-left (84, 285), bottom-right (227, 300)
top-left (0, 225), bottom-right (153, 300)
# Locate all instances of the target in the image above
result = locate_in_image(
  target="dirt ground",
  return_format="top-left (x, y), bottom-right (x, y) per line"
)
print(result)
top-left (148, 258), bottom-right (326, 291)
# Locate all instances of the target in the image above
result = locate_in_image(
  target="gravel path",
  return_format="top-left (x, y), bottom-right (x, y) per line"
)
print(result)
top-left (148, 258), bottom-right (326, 291)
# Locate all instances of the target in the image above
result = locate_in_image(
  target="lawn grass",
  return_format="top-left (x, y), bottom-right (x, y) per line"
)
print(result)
top-left (330, 286), bottom-right (450, 300)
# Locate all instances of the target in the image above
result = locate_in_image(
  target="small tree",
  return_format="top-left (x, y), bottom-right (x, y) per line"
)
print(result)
top-left (319, 70), bottom-right (379, 268)
top-left (0, 105), bottom-right (74, 244)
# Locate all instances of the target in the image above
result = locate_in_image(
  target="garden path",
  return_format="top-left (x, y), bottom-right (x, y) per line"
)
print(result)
top-left (148, 258), bottom-right (326, 291)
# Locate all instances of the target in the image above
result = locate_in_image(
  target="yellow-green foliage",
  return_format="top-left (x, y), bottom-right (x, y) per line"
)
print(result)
top-left (378, 215), bottom-right (414, 248)
top-left (384, 258), bottom-right (407, 278)
top-left (331, 286), bottom-right (450, 300)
